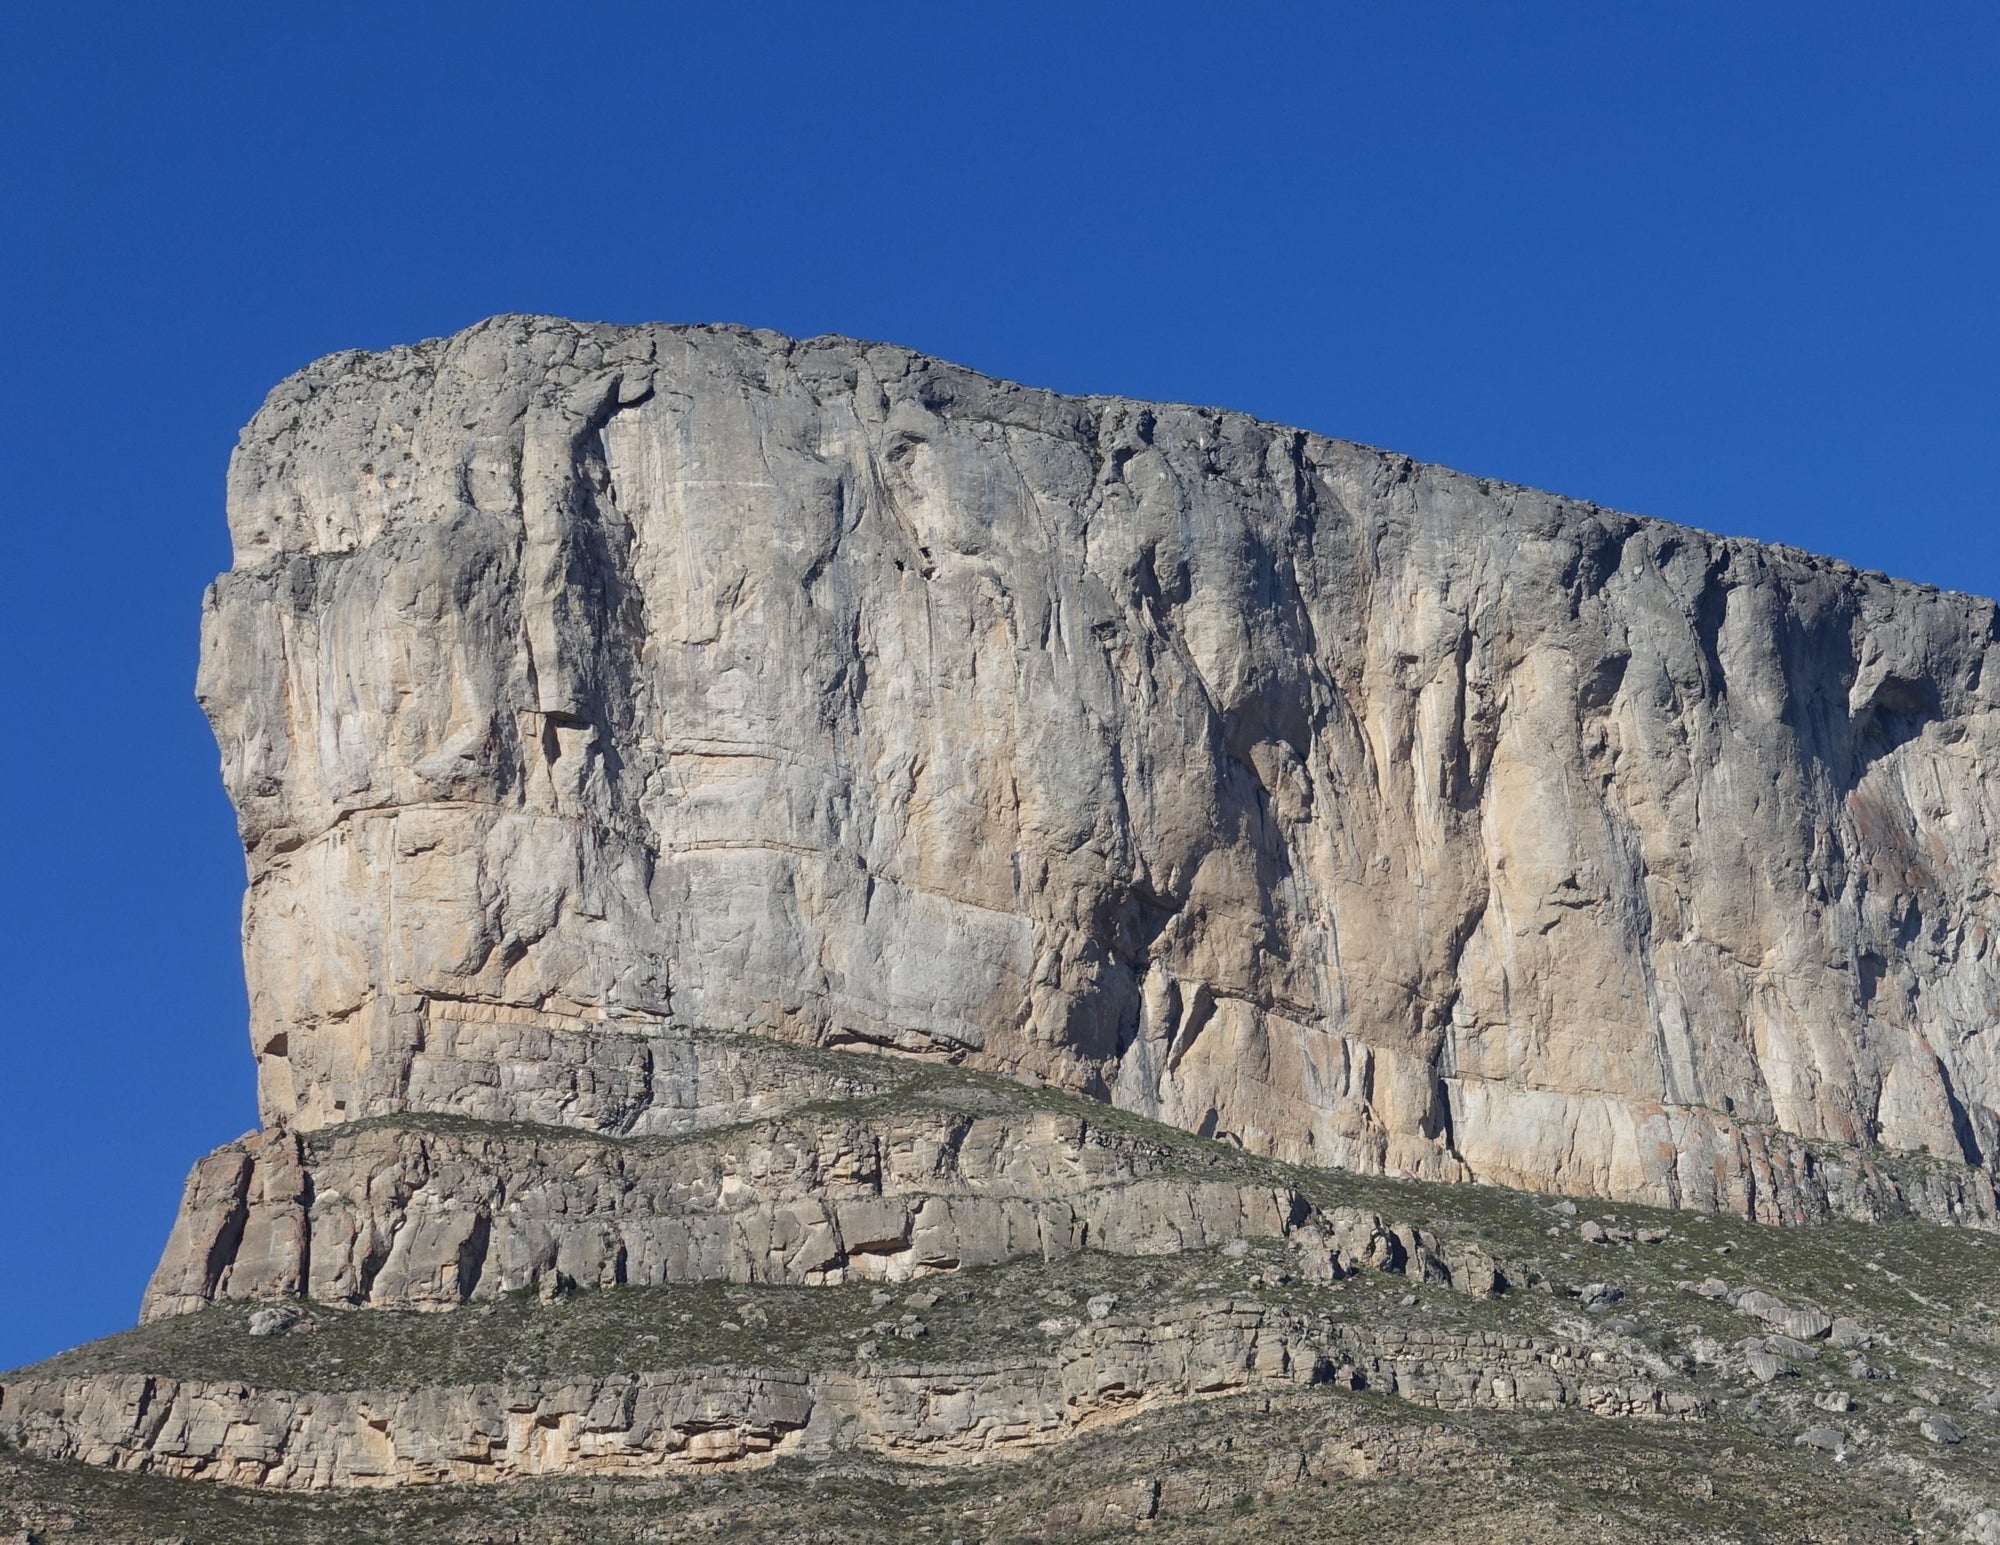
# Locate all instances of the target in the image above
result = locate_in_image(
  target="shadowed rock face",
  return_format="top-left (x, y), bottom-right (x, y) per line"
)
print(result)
top-left (202, 313), bottom-right (2000, 1220)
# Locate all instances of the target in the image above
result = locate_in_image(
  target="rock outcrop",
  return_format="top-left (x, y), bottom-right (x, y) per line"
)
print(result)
top-left (200, 313), bottom-right (2000, 1221)
top-left (21, 1021), bottom-right (2000, 1538)
top-left (22, 315), bottom-right (2000, 1544)
top-left (142, 1090), bottom-right (1307, 1320)
top-left (1, 1304), bottom-right (1698, 1490)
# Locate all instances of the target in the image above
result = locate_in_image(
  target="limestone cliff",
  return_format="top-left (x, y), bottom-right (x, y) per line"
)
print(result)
top-left (201, 314), bottom-right (2000, 1221)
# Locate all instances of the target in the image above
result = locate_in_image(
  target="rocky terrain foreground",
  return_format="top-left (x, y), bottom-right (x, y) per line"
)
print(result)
top-left (12, 314), bottom-right (2000, 1540)
top-left (9, 1045), bottom-right (2000, 1540)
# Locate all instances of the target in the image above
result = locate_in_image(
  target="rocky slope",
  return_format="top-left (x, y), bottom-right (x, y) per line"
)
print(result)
top-left (16, 316), bottom-right (2000, 1542)
top-left (204, 314), bottom-right (2000, 1221)
top-left (0, 1389), bottom-right (1962, 1545)
top-left (11, 1050), bottom-right (2000, 1540)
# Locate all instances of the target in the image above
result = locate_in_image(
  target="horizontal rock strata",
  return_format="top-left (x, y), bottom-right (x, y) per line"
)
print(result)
top-left (23, 317), bottom-right (2000, 1538)
top-left (384, 1014), bottom-right (884, 1138)
top-left (144, 1099), bottom-right (1307, 1319)
top-left (201, 314), bottom-right (2000, 1220)
top-left (0, 1304), bottom-right (1699, 1490)
top-left (143, 1041), bottom-right (1998, 1333)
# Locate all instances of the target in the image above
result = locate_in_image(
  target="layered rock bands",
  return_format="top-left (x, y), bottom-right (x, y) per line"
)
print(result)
top-left (140, 1082), bottom-right (1307, 1320)
top-left (2, 1306), bottom-right (1698, 1490)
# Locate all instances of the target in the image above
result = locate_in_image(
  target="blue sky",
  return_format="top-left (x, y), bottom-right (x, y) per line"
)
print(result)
top-left (1, 2), bottom-right (1995, 1369)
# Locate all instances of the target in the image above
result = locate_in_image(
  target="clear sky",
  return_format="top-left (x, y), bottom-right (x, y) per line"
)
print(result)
top-left (1, 2), bottom-right (1995, 1370)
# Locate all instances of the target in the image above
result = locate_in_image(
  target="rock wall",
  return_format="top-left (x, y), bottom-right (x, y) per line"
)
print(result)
top-left (141, 1102), bottom-right (1306, 1320)
top-left (201, 314), bottom-right (2000, 1218)
top-left (1, 1305), bottom-right (1698, 1490)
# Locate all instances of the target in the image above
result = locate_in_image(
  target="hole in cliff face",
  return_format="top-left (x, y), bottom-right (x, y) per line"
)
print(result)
top-left (538, 709), bottom-right (592, 765)
top-left (1095, 884), bottom-right (1185, 1063)
top-left (1850, 674), bottom-right (1939, 780)
top-left (1432, 1078), bottom-right (1458, 1151)
top-left (454, 1212), bottom-right (492, 1302)
top-left (1866, 674), bottom-right (1938, 720)
top-left (1692, 563), bottom-right (1730, 700)
top-left (1856, 952), bottom-right (1887, 1007)
top-left (1577, 650), bottom-right (1630, 714)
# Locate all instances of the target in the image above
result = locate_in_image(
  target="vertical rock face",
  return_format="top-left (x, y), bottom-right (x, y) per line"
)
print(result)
top-left (202, 314), bottom-right (2000, 1220)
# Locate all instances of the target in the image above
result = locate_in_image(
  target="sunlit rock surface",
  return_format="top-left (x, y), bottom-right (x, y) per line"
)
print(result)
top-left (199, 314), bottom-right (2000, 1222)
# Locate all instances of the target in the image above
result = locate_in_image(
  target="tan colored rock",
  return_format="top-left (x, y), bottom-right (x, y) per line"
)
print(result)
top-left (143, 1099), bottom-right (1307, 1319)
top-left (201, 315), bottom-right (2000, 1221)
top-left (0, 1304), bottom-right (1698, 1491)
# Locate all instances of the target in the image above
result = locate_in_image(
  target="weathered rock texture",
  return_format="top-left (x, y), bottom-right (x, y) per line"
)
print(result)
top-left (142, 1099), bottom-right (1306, 1320)
top-left (203, 314), bottom-right (2000, 1220)
top-left (1, 1303), bottom-right (1697, 1490)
